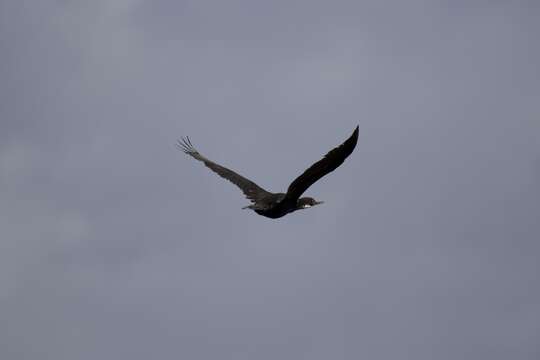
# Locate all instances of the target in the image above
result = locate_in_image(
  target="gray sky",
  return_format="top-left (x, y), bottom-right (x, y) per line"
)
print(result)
top-left (1, 1), bottom-right (539, 359)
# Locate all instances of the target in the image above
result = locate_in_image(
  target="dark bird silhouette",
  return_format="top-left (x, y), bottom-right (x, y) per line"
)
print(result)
top-left (177, 126), bottom-right (359, 219)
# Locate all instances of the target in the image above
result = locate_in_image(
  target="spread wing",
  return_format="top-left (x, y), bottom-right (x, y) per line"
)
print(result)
top-left (177, 137), bottom-right (271, 203)
top-left (284, 126), bottom-right (359, 202)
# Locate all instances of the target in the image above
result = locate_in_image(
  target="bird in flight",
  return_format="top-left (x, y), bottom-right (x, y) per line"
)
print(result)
top-left (177, 126), bottom-right (359, 219)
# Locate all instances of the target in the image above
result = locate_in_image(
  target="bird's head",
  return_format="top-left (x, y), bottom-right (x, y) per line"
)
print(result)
top-left (297, 197), bottom-right (324, 210)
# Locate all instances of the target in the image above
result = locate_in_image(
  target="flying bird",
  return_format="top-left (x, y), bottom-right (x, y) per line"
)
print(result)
top-left (177, 126), bottom-right (359, 219)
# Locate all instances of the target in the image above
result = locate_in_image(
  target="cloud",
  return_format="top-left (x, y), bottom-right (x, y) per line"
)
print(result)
top-left (1, 1), bottom-right (539, 359)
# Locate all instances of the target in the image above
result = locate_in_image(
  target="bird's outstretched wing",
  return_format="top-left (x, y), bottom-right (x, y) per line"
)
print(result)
top-left (284, 126), bottom-right (359, 202)
top-left (177, 137), bottom-right (271, 203)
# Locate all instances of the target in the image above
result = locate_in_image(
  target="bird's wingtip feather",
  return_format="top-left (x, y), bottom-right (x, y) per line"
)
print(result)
top-left (176, 136), bottom-right (197, 155)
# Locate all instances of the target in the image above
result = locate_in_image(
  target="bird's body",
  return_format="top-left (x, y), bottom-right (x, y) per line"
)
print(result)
top-left (177, 126), bottom-right (359, 219)
top-left (243, 193), bottom-right (297, 219)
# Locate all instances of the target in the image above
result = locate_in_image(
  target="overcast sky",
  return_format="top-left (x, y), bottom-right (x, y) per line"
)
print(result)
top-left (1, 1), bottom-right (539, 359)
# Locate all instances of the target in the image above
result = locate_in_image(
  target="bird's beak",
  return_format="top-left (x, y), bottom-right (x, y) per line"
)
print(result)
top-left (314, 201), bottom-right (324, 206)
